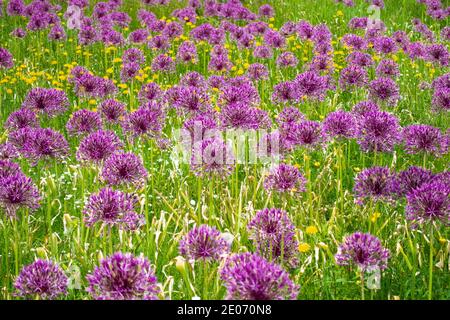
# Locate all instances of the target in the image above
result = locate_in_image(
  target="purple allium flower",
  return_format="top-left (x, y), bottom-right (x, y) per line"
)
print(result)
top-left (0, 159), bottom-right (21, 179)
top-left (0, 172), bottom-right (40, 217)
top-left (441, 26), bottom-right (450, 41)
top-left (407, 42), bottom-right (427, 60)
top-left (148, 34), bottom-right (170, 52)
top-left (11, 28), bottom-right (27, 38)
top-left (426, 44), bottom-right (449, 66)
top-left (248, 208), bottom-right (298, 267)
top-left (22, 128), bottom-right (69, 164)
top-left (272, 81), bottom-right (299, 104)
top-left (368, 77), bottom-right (400, 106)
top-left (171, 86), bottom-right (210, 115)
top-left (376, 59), bottom-right (400, 78)
top-left (0, 143), bottom-right (19, 160)
top-left (176, 41), bottom-right (198, 64)
top-left (179, 225), bottom-right (230, 262)
top-left (393, 166), bottom-right (434, 197)
top-left (86, 252), bottom-right (160, 300)
top-left (22, 88), bottom-right (68, 117)
top-left (392, 30), bottom-right (409, 49)
top-left (7, 127), bottom-right (33, 153)
top-left (258, 4), bottom-right (274, 18)
top-left (183, 113), bottom-right (218, 143)
top-left (99, 99), bottom-right (126, 124)
top-left (151, 54), bottom-right (175, 73)
top-left (122, 103), bottom-right (165, 139)
top-left (208, 53), bottom-right (233, 72)
top-left (128, 29), bottom-right (149, 44)
top-left (431, 87), bottom-right (449, 112)
top-left (353, 166), bottom-right (396, 204)
top-left (295, 71), bottom-right (332, 101)
top-left (339, 65), bottom-right (368, 91)
top-left (276, 107), bottom-right (305, 125)
top-left (162, 21), bottom-right (183, 39)
top-left (15, 260), bottom-right (67, 299)
top-left (323, 110), bottom-right (357, 139)
top-left (220, 103), bottom-right (269, 130)
top-left (138, 83), bottom-right (162, 103)
top-left (412, 18), bottom-right (435, 41)
top-left (191, 138), bottom-right (235, 177)
top-left (0, 48), bottom-right (14, 69)
top-left (285, 120), bottom-right (324, 149)
top-left (246, 63), bottom-right (269, 81)
top-left (75, 74), bottom-right (117, 99)
top-left (78, 25), bottom-right (98, 45)
top-left (120, 62), bottom-right (141, 82)
top-left (263, 30), bottom-right (286, 49)
top-left (342, 34), bottom-right (367, 51)
top-left (312, 24), bottom-right (332, 44)
top-left (66, 109), bottom-right (102, 136)
top-left (253, 45), bottom-right (273, 59)
top-left (122, 48), bottom-right (145, 65)
top-left (83, 187), bottom-right (143, 230)
top-left (357, 110), bottom-right (401, 153)
top-left (76, 130), bottom-right (123, 164)
top-left (297, 20), bottom-right (314, 40)
top-left (7, 0), bottom-right (26, 16)
top-left (220, 83), bottom-right (260, 107)
top-left (348, 17), bottom-right (368, 30)
top-left (346, 51), bottom-right (374, 68)
top-left (101, 152), bottom-right (148, 188)
top-left (5, 109), bottom-right (39, 131)
top-left (402, 124), bottom-right (448, 156)
top-left (264, 164), bottom-right (306, 193)
top-left (180, 71), bottom-right (207, 90)
top-left (220, 252), bottom-right (299, 300)
top-left (48, 24), bottom-right (66, 41)
top-left (276, 52), bottom-right (298, 68)
top-left (172, 7), bottom-right (196, 24)
top-left (335, 232), bottom-right (390, 271)
top-left (308, 54), bottom-right (334, 74)
top-left (406, 182), bottom-right (449, 225)
top-left (352, 100), bottom-right (380, 117)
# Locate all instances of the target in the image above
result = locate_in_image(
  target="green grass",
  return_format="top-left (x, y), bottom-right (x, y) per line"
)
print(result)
top-left (0, 0), bottom-right (449, 300)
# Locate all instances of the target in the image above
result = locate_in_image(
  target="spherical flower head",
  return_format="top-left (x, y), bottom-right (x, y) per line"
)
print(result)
top-left (258, 4), bottom-right (274, 18)
top-left (246, 63), bottom-right (269, 81)
top-left (402, 124), bottom-right (448, 156)
top-left (253, 45), bottom-right (273, 59)
top-left (351, 100), bottom-right (380, 118)
top-left (138, 82), bottom-right (162, 103)
top-left (393, 166), bottom-right (434, 197)
top-left (180, 71), bottom-right (207, 90)
top-left (0, 143), bottom-right (19, 160)
top-left (22, 128), bottom-right (69, 165)
top-left (0, 172), bottom-right (40, 217)
top-left (432, 87), bottom-right (450, 112)
top-left (356, 110), bottom-right (401, 153)
top-left (248, 208), bottom-right (299, 267)
top-left (335, 232), bottom-right (390, 271)
top-left (15, 259), bottom-right (67, 299)
top-left (426, 44), bottom-right (449, 67)
top-left (339, 65), bottom-right (368, 91)
top-left (83, 188), bottom-right (143, 230)
top-left (120, 62), bottom-right (141, 82)
top-left (102, 152), bottom-right (148, 188)
top-left (285, 120), bottom-right (324, 149)
top-left (295, 71), bottom-right (332, 101)
top-left (179, 225), bottom-right (230, 262)
top-left (263, 30), bottom-right (286, 49)
top-left (220, 253), bottom-right (299, 300)
top-left (276, 107), bottom-right (305, 125)
top-left (276, 52), bottom-right (298, 68)
top-left (0, 47), bottom-right (14, 69)
top-left (264, 164), bottom-right (306, 193)
top-left (376, 59), bottom-right (400, 78)
top-left (272, 81), bottom-right (299, 104)
top-left (66, 109), bottom-right (102, 136)
top-left (5, 108), bottom-right (39, 131)
top-left (406, 182), bottom-right (450, 226)
top-left (176, 40), bottom-right (198, 64)
top-left (220, 82), bottom-right (260, 107)
top-left (373, 36), bottom-right (398, 55)
top-left (77, 130), bottom-right (123, 164)
top-left (368, 77), bottom-right (400, 106)
top-left (22, 88), bottom-right (68, 117)
top-left (323, 110), bottom-right (357, 139)
top-left (220, 102), bottom-right (269, 130)
top-left (99, 99), bottom-right (126, 124)
top-left (0, 159), bottom-right (21, 179)
top-left (353, 166), bottom-right (396, 205)
top-left (151, 54), bottom-right (175, 73)
top-left (128, 29), bottom-right (149, 44)
top-left (122, 102), bottom-right (166, 139)
top-left (346, 51), bottom-right (374, 68)
top-left (190, 138), bottom-right (235, 177)
top-left (122, 48), bottom-right (145, 65)
top-left (86, 252), bottom-right (160, 300)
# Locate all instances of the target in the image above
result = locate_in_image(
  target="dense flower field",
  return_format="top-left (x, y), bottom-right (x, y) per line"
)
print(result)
top-left (0, 0), bottom-right (449, 300)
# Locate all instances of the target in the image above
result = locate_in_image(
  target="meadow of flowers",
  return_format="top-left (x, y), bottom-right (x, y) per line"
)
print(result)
top-left (0, 0), bottom-right (448, 301)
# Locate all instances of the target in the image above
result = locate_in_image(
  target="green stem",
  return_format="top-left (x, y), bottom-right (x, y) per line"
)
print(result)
top-left (428, 225), bottom-right (434, 300)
